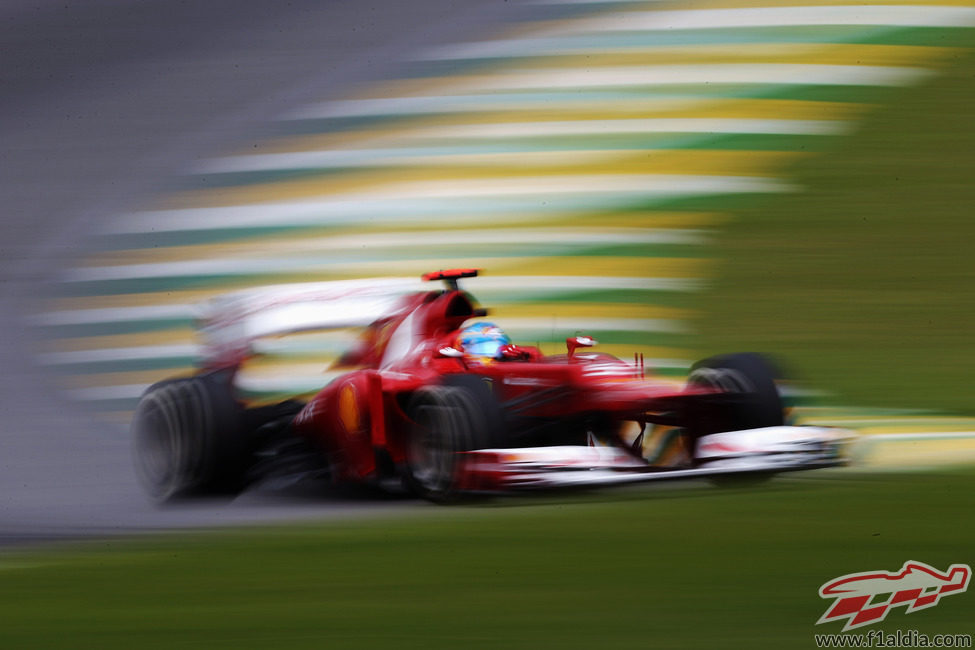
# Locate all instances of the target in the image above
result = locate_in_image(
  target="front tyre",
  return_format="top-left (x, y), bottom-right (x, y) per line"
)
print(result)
top-left (686, 352), bottom-right (784, 435)
top-left (404, 375), bottom-right (501, 502)
top-left (686, 353), bottom-right (785, 485)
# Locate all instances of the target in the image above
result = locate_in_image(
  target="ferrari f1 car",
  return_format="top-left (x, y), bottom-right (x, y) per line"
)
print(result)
top-left (132, 269), bottom-right (853, 502)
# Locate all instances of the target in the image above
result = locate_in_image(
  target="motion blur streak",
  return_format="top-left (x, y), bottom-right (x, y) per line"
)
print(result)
top-left (37, 0), bottom-right (975, 428)
top-left (0, 0), bottom-right (554, 538)
top-left (5, 0), bottom-right (975, 538)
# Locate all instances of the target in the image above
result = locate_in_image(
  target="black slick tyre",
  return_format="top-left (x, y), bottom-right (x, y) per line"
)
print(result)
top-left (404, 375), bottom-right (501, 502)
top-left (131, 375), bottom-right (246, 502)
top-left (686, 352), bottom-right (784, 435)
top-left (686, 353), bottom-right (785, 484)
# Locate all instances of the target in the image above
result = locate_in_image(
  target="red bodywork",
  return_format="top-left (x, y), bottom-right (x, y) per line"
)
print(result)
top-left (288, 270), bottom-right (713, 485)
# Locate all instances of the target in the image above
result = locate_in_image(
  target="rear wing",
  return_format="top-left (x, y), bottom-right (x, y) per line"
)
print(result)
top-left (196, 277), bottom-right (426, 365)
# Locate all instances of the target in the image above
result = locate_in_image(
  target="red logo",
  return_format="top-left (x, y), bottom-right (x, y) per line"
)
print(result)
top-left (817, 561), bottom-right (970, 631)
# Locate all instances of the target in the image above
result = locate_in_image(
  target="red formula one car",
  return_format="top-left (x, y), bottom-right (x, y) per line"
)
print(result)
top-left (132, 269), bottom-right (852, 502)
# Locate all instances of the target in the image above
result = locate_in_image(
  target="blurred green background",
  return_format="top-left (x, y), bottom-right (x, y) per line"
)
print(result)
top-left (694, 31), bottom-right (975, 414)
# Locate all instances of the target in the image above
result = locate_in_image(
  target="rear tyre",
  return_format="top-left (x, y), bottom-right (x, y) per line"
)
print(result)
top-left (404, 375), bottom-right (501, 502)
top-left (132, 374), bottom-right (247, 502)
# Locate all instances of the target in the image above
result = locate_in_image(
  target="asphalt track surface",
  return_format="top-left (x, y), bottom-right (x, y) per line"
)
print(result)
top-left (0, 0), bottom-right (550, 544)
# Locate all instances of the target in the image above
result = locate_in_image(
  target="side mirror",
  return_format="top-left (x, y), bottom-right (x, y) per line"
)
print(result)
top-left (437, 346), bottom-right (464, 358)
top-left (566, 335), bottom-right (596, 361)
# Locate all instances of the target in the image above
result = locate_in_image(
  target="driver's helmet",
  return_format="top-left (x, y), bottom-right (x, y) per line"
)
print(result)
top-left (456, 322), bottom-right (511, 362)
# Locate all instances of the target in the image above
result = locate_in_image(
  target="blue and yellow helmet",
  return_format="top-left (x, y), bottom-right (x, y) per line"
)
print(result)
top-left (456, 322), bottom-right (511, 361)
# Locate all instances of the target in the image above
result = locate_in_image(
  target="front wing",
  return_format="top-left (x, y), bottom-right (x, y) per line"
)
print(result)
top-left (457, 426), bottom-right (855, 492)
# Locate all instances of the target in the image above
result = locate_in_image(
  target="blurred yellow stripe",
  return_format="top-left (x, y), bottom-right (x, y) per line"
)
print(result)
top-left (50, 330), bottom-right (196, 352)
top-left (859, 424), bottom-right (975, 435)
top-left (486, 99), bottom-right (866, 121)
top-left (553, 211), bottom-right (728, 230)
top-left (499, 256), bottom-right (709, 278)
top-left (528, 44), bottom-right (959, 69)
top-left (83, 225), bottom-right (713, 269)
top-left (165, 151), bottom-right (798, 208)
top-left (102, 256), bottom-right (701, 284)
top-left (863, 438), bottom-right (975, 468)
top-left (244, 357), bottom-right (338, 373)
top-left (491, 302), bottom-right (695, 320)
top-left (49, 290), bottom-right (215, 311)
top-left (237, 100), bottom-right (858, 156)
top-left (64, 369), bottom-right (195, 390)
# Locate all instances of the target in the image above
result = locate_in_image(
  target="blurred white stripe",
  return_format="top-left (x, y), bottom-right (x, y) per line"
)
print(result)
top-left (426, 6), bottom-right (975, 61)
top-left (277, 227), bottom-right (709, 249)
top-left (66, 384), bottom-right (150, 401)
top-left (36, 304), bottom-right (196, 325)
top-left (287, 94), bottom-right (717, 120)
top-left (107, 175), bottom-right (789, 234)
top-left (292, 66), bottom-right (924, 120)
top-left (473, 275), bottom-right (701, 292)
top-left (446, 64), bottom-right (929, 92)
top-left (866, 432), bottom-right (975, 441)
top-left (93, 229), bottom-right (706, 259)
top-left (233, 372), bottom-right (343, 395)
top-left (563, 6), bottom-right (975, 31)
top-left (402, 117), bottom-right (847, 140)
top-left (532, 0), bottom-right (666, 4)
top-left (203, 119), bottom-right (844, 173)
top-left (39, 345), bottom-right (201, 365)
top-left (67, 248), bottom-right (702, 281)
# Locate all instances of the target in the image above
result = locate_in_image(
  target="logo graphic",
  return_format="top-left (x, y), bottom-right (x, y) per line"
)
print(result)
top-left (817, 561), bottom-right (970, 631)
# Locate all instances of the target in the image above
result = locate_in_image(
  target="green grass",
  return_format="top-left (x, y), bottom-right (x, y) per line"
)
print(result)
top-left (2, 470), bottom-right (974, 648)
top-left (693, 34), bottom-right (975, 414)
